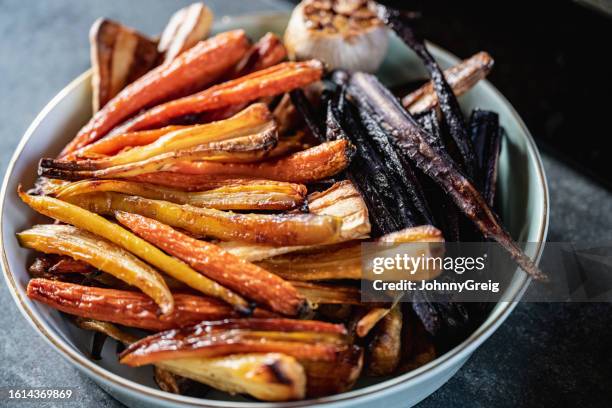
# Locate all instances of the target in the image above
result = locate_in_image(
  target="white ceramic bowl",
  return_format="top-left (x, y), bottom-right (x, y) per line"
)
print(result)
top-left (0, 13), bottom-right (548, 408)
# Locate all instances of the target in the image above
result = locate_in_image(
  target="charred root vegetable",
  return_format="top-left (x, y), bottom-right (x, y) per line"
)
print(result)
top-left (347, 72), bottom-right (546, 281)
top-left (377, 4), bottom-right (477, 179)
top-left (119, 318), bottom-right (348, 367)
top-left (366, 305), bottom-right (402, 376)
top-left (402, 52), bottom-right (494, 114)
top-left (469, 109), bottom-right (502, 207)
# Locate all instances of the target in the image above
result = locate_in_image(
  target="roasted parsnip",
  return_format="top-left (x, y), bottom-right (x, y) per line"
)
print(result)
top-left (19, 225), bottom-right (173, 313)
top-left (49, 104), bottom-right (274, 172)
top-left (67, 126), bottom-right (188, 160)
top-left (167, 139), bottom-right (351, 183)
top-left (89, 18), bottom-right (159, 112)
top-left (301, 345), bottom-right (363, 398)
top-left (75, 317), bottom-right (305, 400)
top-left (61, 30), bottom-right (250, 156)
top-left (158, 2), bottom-right (214, 64)
top-left (355, 308), bottom-right (389, 338)
top-left (291, 281), bottom-right (361, 305)
top-left (53, 179), bottom-right (307, 211)
top-left (402, 51), bottom-right (494, 115)
top-left (18, 189), bottom-right (250, 312)
top-left (111, 60), bottom-right (324, 134)
top-left (366, 305), bottom-right (402, 376)
top-left (129, 174), bottom-right (272, 191)
top-left (42, 128), bottom-right (278, 180)
top-left (26, 279), bottom-right (243, 330)
top-left (218, 180), bottom-right (370, 261)
top-left (120, 318), bottom-right (348, 366)
top-left (116, 211), bottom-right (308, 316)
top-left (64, 192), bottom-right (340, 246)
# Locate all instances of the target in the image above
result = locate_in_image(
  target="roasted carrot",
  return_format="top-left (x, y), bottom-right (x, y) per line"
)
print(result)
top-left (18, 189), bottom-right (250, 312)
top-left (115, 211), bottom-right (308, 316)
top-left (26, 279), bottom-right (241, 330)
top-left (110, 60), bottom-right (323, 134)
top-left (61, 30), bottom-right (250, 156)
top-left (64, 192), bottom-right (340, 246)
top-left (129, 174), bottom-right (267, 191)
top-left (167, 139), bottom-right (351, 183)
top-left (199, 32), bottom-right (288, 123)
top-left (19, 225), bottom-right (174, 314)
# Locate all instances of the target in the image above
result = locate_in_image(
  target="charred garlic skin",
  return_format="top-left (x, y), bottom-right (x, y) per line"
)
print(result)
top-left (284, 0), bottom-right (389, 73)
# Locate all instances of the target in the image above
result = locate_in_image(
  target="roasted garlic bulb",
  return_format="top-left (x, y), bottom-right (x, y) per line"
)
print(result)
top-left (284, 0), bottom-right (389, 72)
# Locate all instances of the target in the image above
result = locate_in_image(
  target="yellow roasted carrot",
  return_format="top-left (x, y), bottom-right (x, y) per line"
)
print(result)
top-left (18, 225), bottom-right (173, 314)
top-left (63, 192), bottom-right (341, 246)
top-left (18, 188), bottom-right (250, 313)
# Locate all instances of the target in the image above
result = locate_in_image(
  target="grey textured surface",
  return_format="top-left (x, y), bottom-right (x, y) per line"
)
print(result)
top-left (0, 1), bottom-right (610, 407)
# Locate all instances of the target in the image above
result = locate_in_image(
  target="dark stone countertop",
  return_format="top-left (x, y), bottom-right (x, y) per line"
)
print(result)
top-left (0, 1), bottom-right (610, 407)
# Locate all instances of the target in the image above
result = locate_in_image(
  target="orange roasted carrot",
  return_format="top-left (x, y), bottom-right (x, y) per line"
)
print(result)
top-left (61, 30), bottom-right (250, 157)
top-left (115, 211), bottom-right (307, 316)
top-left (120, 318), bottom-right (347, 367)
top-left (199, 33), bottom-right (288, 123)
top-left (26, 278), bottom-right (242, 330)
top-left (125, 175), bottom-right (282, 192)
top-left (67, 126), bottom-right (188, 160)
top-left (110, 60), bottom-right (324, 134)
top-left (166, 139), bottom-right (351, 183)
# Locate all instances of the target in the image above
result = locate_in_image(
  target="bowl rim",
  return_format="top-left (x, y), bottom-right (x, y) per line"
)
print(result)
top-left (0, 12), bottom-right (549, 408)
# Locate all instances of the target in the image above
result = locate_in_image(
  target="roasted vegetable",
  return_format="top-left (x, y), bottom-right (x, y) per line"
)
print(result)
top-left (257, 242), bottom-right (362, 281)
top-left (158, 2), bottom-right (213, 64)
top-left (53, 179), bottom-right (307, 211)
top-left (66, 125), bottom-right (188, 160)
top-left (75, 317), bottom-right (304, 400)
top-left (469, 109), bottom-right (501, 207)
top-left (290, 89), bottom-right (325, 142)
top-left (346, 72), bottom-right (546, 281)
top-left (218, 180), bottom-right (370, 262)
top-left (64, 192), bottom-right (340, 246)
top-left (260, 225), bottom-right (444, 281)
top-left (49, 256), bottom-right (96, 274)
top-left (49, 103), bottom-right (274, 172)
top-left (301, 345), bottom-right (363, 397)
top-left (355, 307), bottom-right (389, 338)
top-left (89, 18), bottom-right (159, 112)
top-left (284, 0), bottom-right (388, 73)
top-left (111, 60), bottom-right (324, 134)
top-left (61, 30), bottom-right (250, 156)
top-left (402, 51), bottom-right (494, 114)
top-left (199, 32), bottom-right (288, 123)
top-left (18, 189), bottom-right (250, 311)
top-left (18, 224), bottom-right (173, 314)
top-left (116, 211), bottom-right (308, 316)
top-left (165, 139), bottom-right (352, 183)
top-left (365, 305), bottom-right (402, 376)
top-left (157, 353), bottom-right (306, 401)
top-left (397, 310), bottom-right (436, 373)
top-left (291, 281), bottom-right (361, 305)
top-left (377, 4), bottom-right (477, 179)
top-left (120, 318), bottom-right (348, 366)
top-left (26, 279), bottom-right (247, 330)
